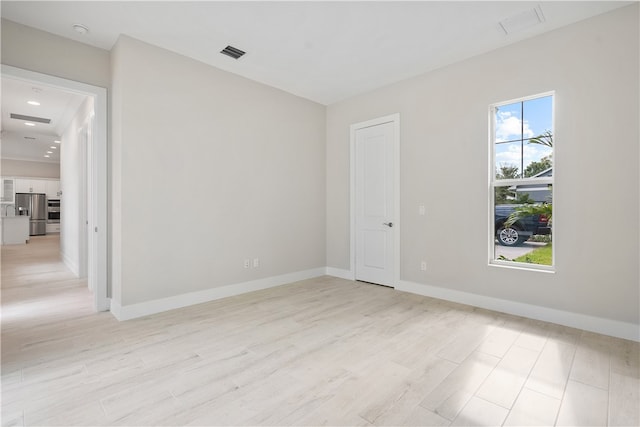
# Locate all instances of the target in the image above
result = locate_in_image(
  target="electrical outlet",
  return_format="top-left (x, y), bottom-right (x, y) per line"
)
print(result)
top-left (253, 258), bottom-right (260, 268)
top-left (420, 261), bottom-right (427, 271)
top-left (244, 259), bottom-right (250, 269)
top-left (419, 204), bottom-right (426, 215)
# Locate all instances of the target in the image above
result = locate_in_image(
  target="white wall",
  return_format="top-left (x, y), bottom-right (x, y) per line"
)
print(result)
top-left (1, 19), bottom-right (110, 88)
top-left (326, 5), bottom-right (639, 335)
top-left (60, 96), bottom-right (93, 277)
top-left (111, 36), bottom-right (326, 307)
top-left (1, 159), bottom-right (60, 178)
top-left (3, 8), bottom-right (638, 337)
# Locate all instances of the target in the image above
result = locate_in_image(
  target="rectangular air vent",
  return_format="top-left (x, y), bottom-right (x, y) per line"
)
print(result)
top-left (220, 45), bottom-right (246, 60)
top-left (10, 113), bottom-right (51, 124)
top-left (499, 6), bottom-right (545, 35)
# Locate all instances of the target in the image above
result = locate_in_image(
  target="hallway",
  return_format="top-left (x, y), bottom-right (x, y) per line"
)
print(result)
top-left (1, 235), bottom-right (93, 327)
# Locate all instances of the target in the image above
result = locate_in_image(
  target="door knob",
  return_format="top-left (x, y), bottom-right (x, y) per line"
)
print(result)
top-left (383, 222), bottom-right (393, 227)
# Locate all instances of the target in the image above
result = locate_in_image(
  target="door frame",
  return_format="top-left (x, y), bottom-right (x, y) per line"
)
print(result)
top-left (2, 65), bottom-right (109, 312)
top-left (350, 113), bottom-right (400, 287)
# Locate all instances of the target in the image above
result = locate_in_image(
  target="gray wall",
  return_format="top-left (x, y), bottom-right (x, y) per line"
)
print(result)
top-left (111, 36), bottom-right (326, 306)
top-left (2, 7), bottom-right (638, 333)
top-left (1, 159), bottom-right (60, 178)
top-left (326, 5), bottom-right (639, 326)
top-left (1, 19), bottom-right (110, 88)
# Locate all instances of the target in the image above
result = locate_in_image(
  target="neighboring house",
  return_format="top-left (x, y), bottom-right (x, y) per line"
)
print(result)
top-left (510, 167), bottom-right (552, 203)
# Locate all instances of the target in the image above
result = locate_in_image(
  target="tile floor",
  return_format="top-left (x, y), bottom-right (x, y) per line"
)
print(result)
top-left (2, 235), bottom-right (639, 426)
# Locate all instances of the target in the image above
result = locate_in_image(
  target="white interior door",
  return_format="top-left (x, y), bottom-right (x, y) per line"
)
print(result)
top-left (353, 115), bottom-right (399, 286)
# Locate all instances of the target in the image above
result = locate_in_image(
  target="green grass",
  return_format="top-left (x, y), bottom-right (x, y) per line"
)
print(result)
top-left (514, 244), bottom-right (552, 265)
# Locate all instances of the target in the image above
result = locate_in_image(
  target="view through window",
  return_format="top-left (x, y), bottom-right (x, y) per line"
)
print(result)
top-left (490, 93), bottom-right (554, 269)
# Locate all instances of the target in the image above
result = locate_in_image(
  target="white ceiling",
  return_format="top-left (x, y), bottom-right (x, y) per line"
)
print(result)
top-left (1, 1), bottom-right (631, 106)
top-left (0, 1), bottom-right (631, 164)
top-left (1, 78), bottom-right (87, 164)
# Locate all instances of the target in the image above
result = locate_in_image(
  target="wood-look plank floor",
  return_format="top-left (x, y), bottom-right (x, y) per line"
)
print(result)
top-left (2, 235), bottom-right (639, 426)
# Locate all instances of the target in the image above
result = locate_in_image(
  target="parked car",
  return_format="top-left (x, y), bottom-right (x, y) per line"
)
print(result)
top-left (495, 204), bottom-right (551, 246)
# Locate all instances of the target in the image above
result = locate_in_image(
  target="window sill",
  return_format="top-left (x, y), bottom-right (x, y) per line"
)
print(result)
top-left (489, 260), bottom-right (555, 273)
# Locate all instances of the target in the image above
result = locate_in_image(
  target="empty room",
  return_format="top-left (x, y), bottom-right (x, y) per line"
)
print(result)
top-left (1, 1), bottom-right (638, 426)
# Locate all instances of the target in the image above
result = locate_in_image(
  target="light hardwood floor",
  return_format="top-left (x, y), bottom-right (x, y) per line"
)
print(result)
top-left (2, 235), bottom-right (639, 426)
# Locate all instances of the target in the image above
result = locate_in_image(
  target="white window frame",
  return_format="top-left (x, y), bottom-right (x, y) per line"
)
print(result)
top-left (489, 91), bottom-right (555, 272)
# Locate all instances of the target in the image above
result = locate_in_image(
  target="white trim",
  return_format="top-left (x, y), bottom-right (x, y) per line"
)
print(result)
top-left (2, 65), bottom-right (109, 312)
top-left (109, 267), bottom-right (639, 341)
top-left (489, 92), bottom-right (555, 271)
top-left (494, 177), bottom-right (553, 188)
top-left (350, 113), bottom-right (401, 287)
top-left (491, 90), bottom-right (556, 108)
top-left (397, 280), bottom-right (639, 342)
top-left (111, 268), bottom-right (326, 321)
top-left (62, 250), bottom-right (80, 277)
top-left (325, 267), bottom-right (354, 280)
top-left (490, 260), bottom-right (555, 273)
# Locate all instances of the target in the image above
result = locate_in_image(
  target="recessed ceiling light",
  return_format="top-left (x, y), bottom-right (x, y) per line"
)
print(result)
top-left (54, 140), bottom-right (61, 143)
top-left (44, 155), bottom-right (50, 158)
top-left (73, 24), bottom-right (89, 35)
top-left (25, 122), bottom-right (35, 126)
top-left (47, 151), bottom-right (53, 154)
top-left (27, 101), bottom-right (41, 106)
top-left (50, 146), bottom-right (57, 149)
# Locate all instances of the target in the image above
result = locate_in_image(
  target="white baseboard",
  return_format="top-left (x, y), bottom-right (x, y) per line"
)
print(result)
top-left (325, 267), bottom-right (354, 280)
top-left (61, 250), bottom-right (79, 277)
top-left (397, 280), bottom-right (640, 342)
top-left (109, 267), bottom-right (639, 342)
top-left (111, 268), bottom-right (326, 321)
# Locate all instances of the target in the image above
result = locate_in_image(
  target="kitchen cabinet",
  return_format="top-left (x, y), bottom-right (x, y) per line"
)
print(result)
top-left (46, 180), bottom-right (62, 199)
top-left (15, 178), bottom-right (46, 194)
top-left (1, 177), bottom-right (15, 204)
top-left (46, 223), bottom-right (61, 234)
top-left (1, 216), bottom-right (30, 245)
top-left (15, 178), bottom-right (56, 196)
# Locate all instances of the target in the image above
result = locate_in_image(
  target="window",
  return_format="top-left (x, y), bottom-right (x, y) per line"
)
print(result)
top-left (490, 93), bottom-right (554, 270)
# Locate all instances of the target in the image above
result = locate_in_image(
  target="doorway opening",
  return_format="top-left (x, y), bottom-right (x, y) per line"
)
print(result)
top-left (1, 65), bottom-right (108, 312)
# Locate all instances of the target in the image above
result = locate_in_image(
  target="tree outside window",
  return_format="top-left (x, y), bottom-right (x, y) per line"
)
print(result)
top-left (491, 93), bottom-right (554, 269)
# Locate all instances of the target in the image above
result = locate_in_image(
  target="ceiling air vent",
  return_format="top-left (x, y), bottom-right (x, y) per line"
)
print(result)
top-left (499, 6), bottom-right (545, 35)
top-left (24, 136), bottom-right (36, 140)
top-left (10, 113), bottom-right (51, 124)
top-left (220, 45), bottom-right (246, 60)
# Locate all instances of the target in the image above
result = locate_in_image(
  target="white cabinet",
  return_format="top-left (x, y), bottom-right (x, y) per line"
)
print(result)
top-left (1, 216), bottom-right (30, 245)
top-left (15, 178), bottom-right (31, 194)
top-left (46, 223), bottom-right (61, 234)
top-left (34, 180), bottom-right (47, 194)
top-left (1, 177), bottom-right (15, 204)
top-left (46, 180), bottom-right (62, 199)
top-left (16, 178), bottom-right (46, 194)
top-left (15, 178), bottom-right (57, 196)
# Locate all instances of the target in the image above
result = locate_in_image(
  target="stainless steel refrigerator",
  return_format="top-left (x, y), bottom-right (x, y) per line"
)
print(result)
top-left (16, 193), bottom-right (47, 236)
